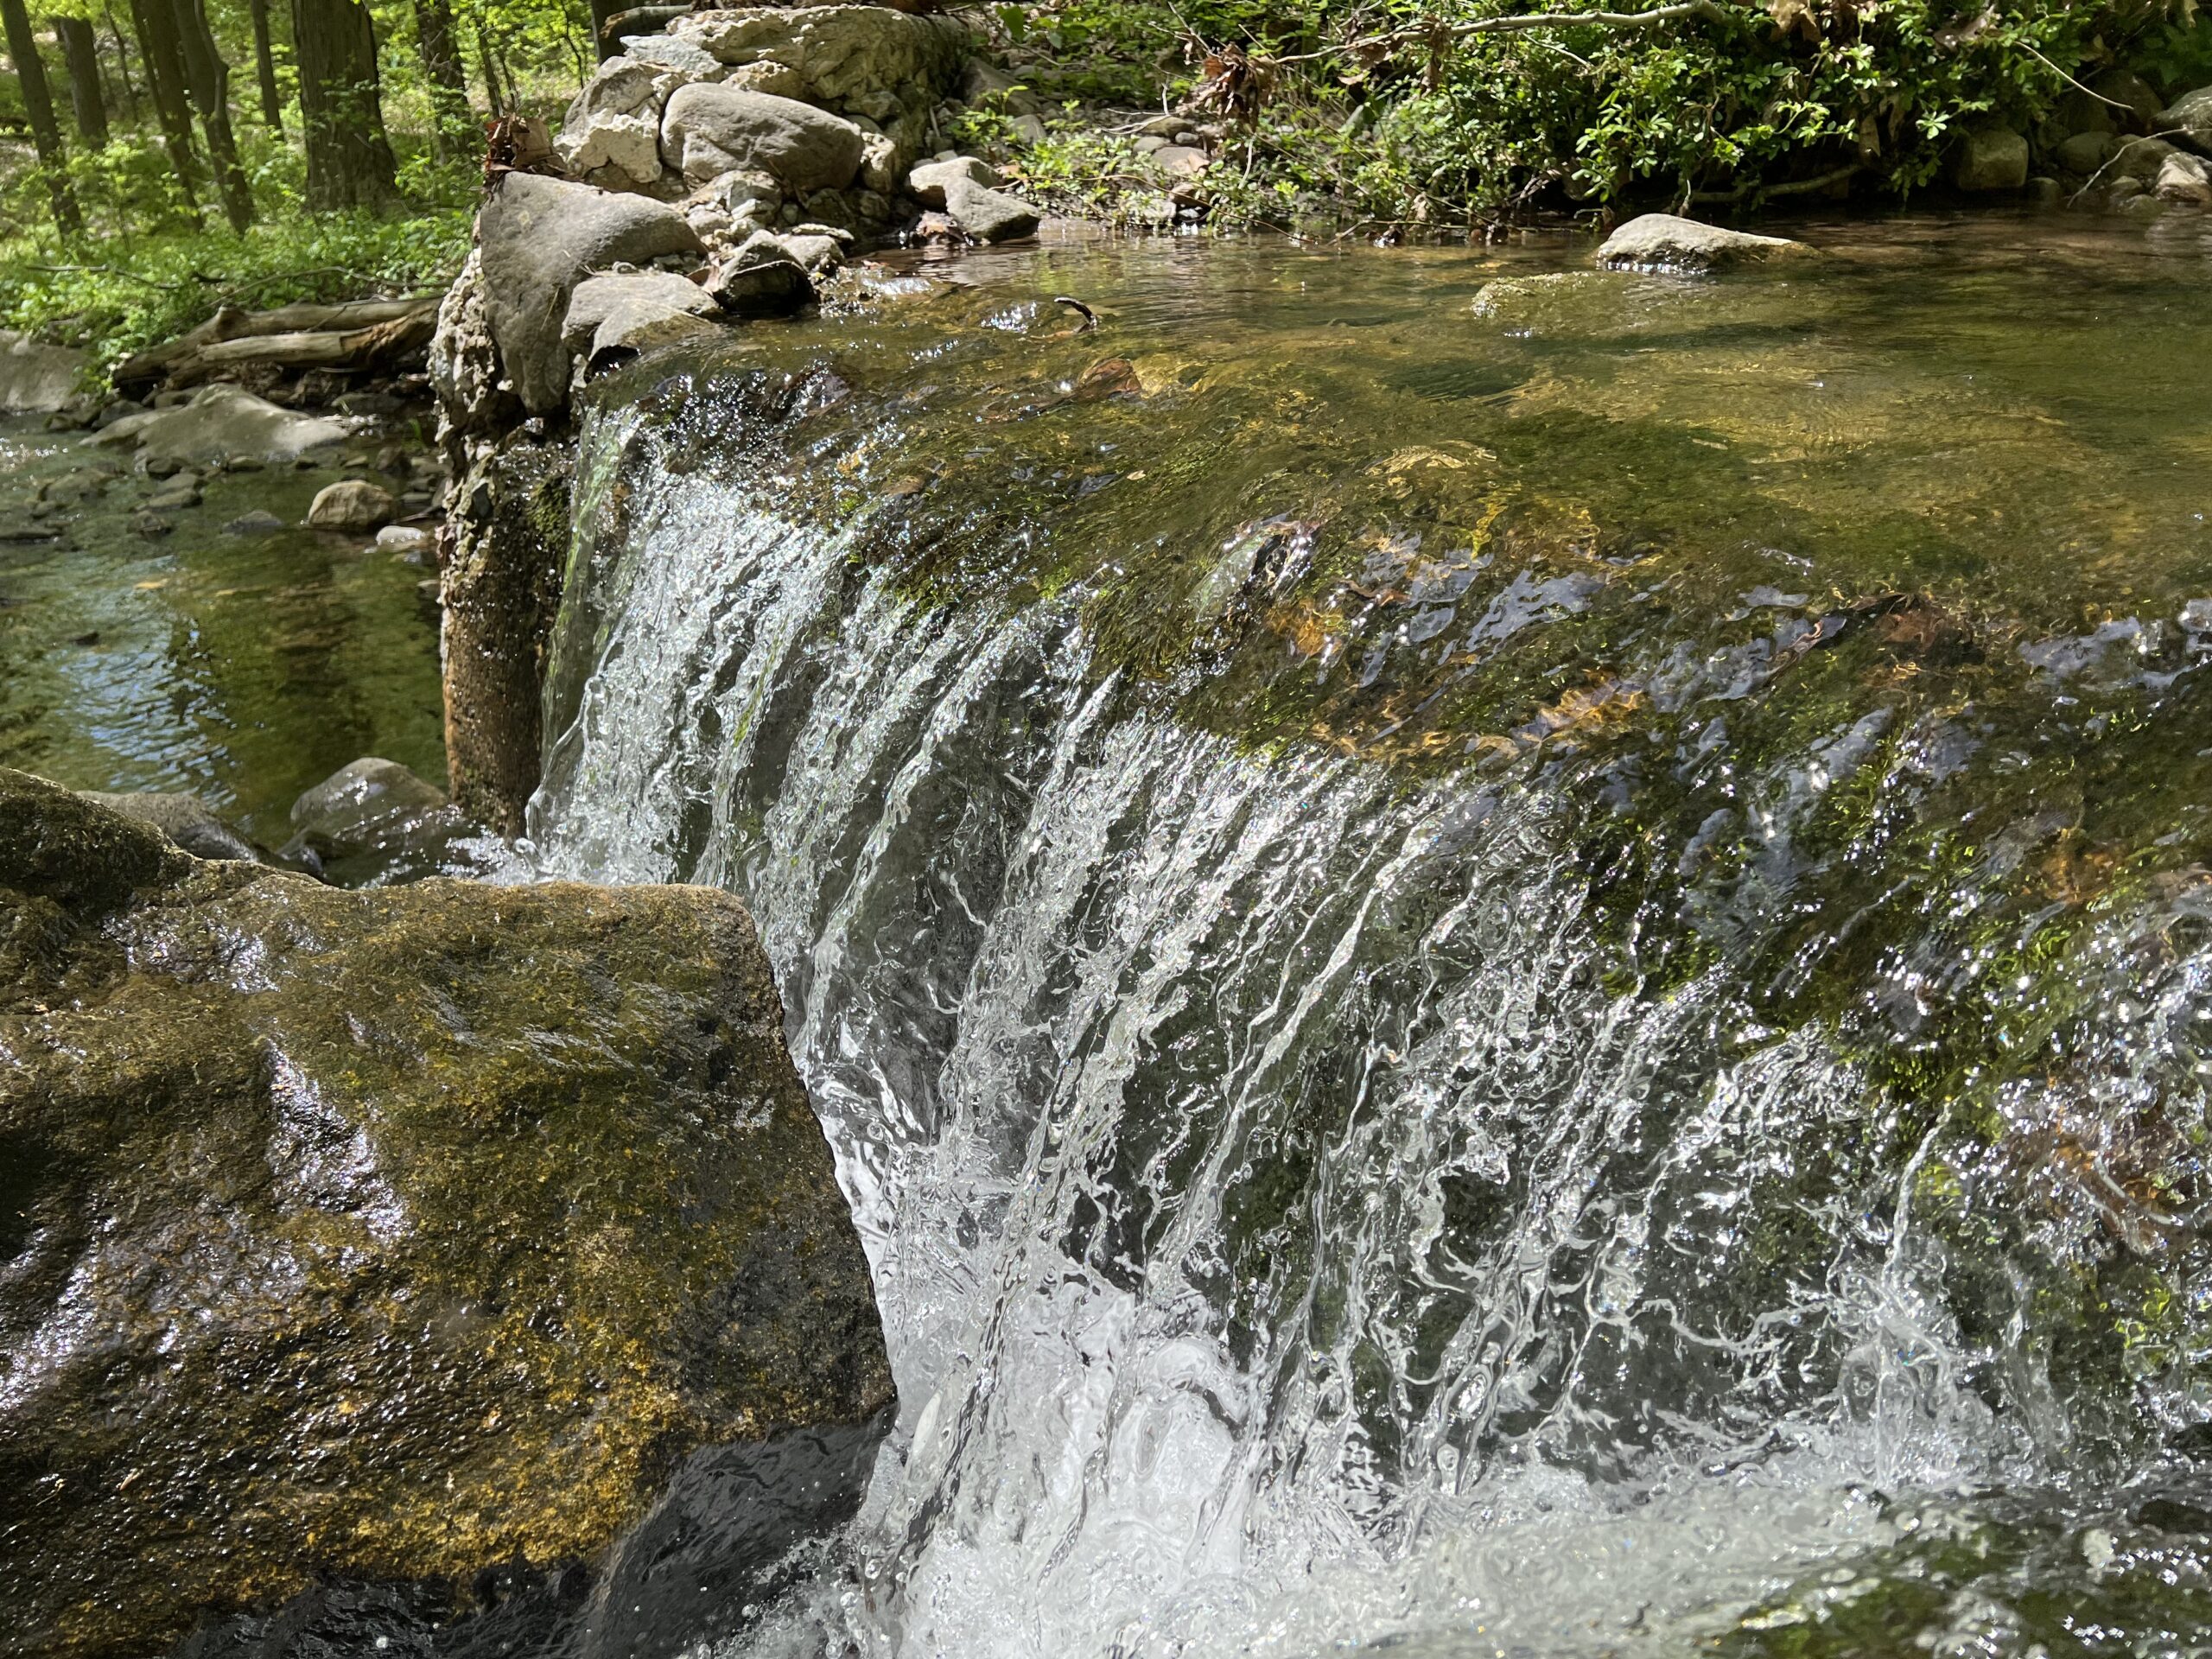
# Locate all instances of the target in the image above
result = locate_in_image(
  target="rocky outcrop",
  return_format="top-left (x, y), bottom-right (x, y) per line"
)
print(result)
top-left (476, 173), bottom-right (705, 415)
top-left (1592, 213), bottom-right (1815, 273)
top-left (0, 766), bottom-right (891, 1658)
top-left (0, 329), bottom-right (86, 413)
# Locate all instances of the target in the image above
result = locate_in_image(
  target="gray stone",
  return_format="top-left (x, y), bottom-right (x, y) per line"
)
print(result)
top-left (2025, 175), bottom-right (2063, 209)
top-left (2162, 86), bottom-right (2212, 154)
top-left (623, 30), bottom-right (726, 79)
top-left (2092, 68), bottom-right (2166, 130)
top-left (100, 384), bottom-right (347, 468)
top-left (721, 59), bottom-right (805, 99)
top-left (2156, 150), bottom-right (2212, 206)
top-left (943, 175), bottom-right (1041, 243)
top-left (907, 155), bottom-right (1001, 207)
top-left (562, 270), bottom-right (724, 367)
top-left (222, 508), bottom-right (287, 537)
top-left (1592, 213), bottom-right (1813, 273)
top-left (556, 108), bottom-right (664, 187)
top-left (1951, 124), bottom-right (2028, 192)
top-left (376, 523), bottom-right (433, 555)
top-left (476, 173), bottom-right (705, 415)
top-left (704, 231), bottom-right (818, 316)
top-left (1151, 143), bottom-right (1209, 179)
top-left (661, 83), bottom-right (868, 192)
top-left (964, 56), bottom-right (1041, 115)
top-left (2056, 130), bottom-right (2117, 176)
top-left (428, 248), bottom-right (516, 438)
top-left (672, 4), bottom-right (966, 105)
top-left (0, 329), bottom-right (86, 414)
top-left (143, 480), bottom-right (201, 512)
top-left (307, 479), bottom-right (398, 531)
top-left (80, 788), bottom-right (257, 861)
top-left (565, 54), bottom-right (664, 127)
top-left (288, 756), bottom-right (448, 861)
top-left (0, 766), bottom-right (891, 1659)
top-left (2119, 191), bottom-right (2168, 220)
top-left (2115, 135), bottom-right (2180, 181)
top-left (1009, 112), bottom-right (1048, 146)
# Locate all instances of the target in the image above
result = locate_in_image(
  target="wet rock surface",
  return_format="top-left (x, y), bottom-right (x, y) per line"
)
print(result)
top-left (1592, 213), bottom-right (1815, 272)
top-left (0, 767), bottom-right (893, 1659)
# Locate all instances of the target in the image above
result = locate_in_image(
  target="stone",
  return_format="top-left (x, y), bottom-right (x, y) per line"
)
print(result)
top-left (704, 232), bottom-right (818, 316)
top-left (2025, 175), bottom-right (2063, 209)
top-left (562, 270), bottom-right (725, 369)
top-left (943, 175), bottom-right (1041, 243)
top-left (429, 246), bottom-right (518, 438)
top-left (1592, 213), bottom-right (1814, 273)
top-left (285, 755), bottom-right (448, 863)
top-left (624, 29), bottom-right (729, 79)
top-left (661, 83), bottom-right (868, 192)
top-left (2093, 68), bottom-right (2166, 131)
top-left (722, 58), bottom-right (806, 99)
top-left (306, 478), bottom-right (398, 531)
top-left (907, 154), bottom-right (1001, 207)
top-left (2156, 150), bottom-right (2212, 206)
top-left (0, 328), bottom-right (86, 414)
top-left (2116, 136), bottom-right (2179, 181)
top-left (221, 508), bottom-right (287, 537)
top-left (143, 480), bottom-right (200, 512)
top-left (2162, 86), bottom-right (2212, 154)
top-left (376, 523), bottom-right (434, 554)
top-left (1151, 143), bottom-right (1209, 179)
top-left (79, 787), bottom-right (257, 861)
top-left (1009, 112), bottom-right (1048, 146)
top-left (476, 174), bottom-right (705, 415)
top-left (565, 54), bottom-right (664, 127)
top-left (555, 107), bottom-right (664, 188)
top-left (2119, 191), bottom-right (2167, 220)
top-left (1950, 124), bottom-right (2028, 192)
top-left (0, 767), bottom-right (891, 1659)
top-left (99, 384), bottom-right (347, 468)
top-left (963, 56), bottom-right (1041, 116)
top-left (672, 5), bottom-right (966, 105)
top-left (2056, 129), bottom-right (2117, 176)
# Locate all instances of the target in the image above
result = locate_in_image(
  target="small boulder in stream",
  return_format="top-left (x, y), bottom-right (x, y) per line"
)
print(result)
top-left (306, 476), bottom-right (399, 531)
top-left (1592, 213), bottom-right (1814, 273)
top-left (92, 383), bottom-right (348, 468)
top-left (0, 766), bottom-right (893, 1658)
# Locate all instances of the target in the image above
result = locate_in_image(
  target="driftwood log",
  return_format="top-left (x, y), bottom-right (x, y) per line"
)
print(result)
top-left (113, 296), bottom-right (442, 392)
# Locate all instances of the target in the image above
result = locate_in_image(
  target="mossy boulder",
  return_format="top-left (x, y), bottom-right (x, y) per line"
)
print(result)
top-left (0, 767), bottom-right (891, 1658)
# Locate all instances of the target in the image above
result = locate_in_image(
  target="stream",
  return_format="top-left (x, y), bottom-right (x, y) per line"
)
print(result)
top-left (16, 208), bottom-right (2212, 1656)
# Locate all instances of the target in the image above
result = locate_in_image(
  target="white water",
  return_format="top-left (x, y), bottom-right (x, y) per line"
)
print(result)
top-left (524, 401), bottom-right (2094, 1656)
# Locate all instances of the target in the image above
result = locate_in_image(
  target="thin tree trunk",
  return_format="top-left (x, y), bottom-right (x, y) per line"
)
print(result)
top-left (587, 0), bottom-right (620, 61)
top-left (291, 0), bottom-right (397, 210)
top-left (410, 0), bottom-right (470, 157)
top-left (168, 0), bottom-right (252, 229)
top-left (128, 0), bottom-right (204, 217)
top-left (471, 16), bottom-right (504, 115)
top-left (103, 1), bottom-right (141, 120)
top-left (0, 0), bottom-right (82, 231)
top-left (54, 15), bottom-right (107, 148)
top-left (246, 0), bottom-right (281, 130)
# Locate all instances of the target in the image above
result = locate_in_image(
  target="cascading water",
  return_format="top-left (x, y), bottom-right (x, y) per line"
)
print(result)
top-left (530, 223), bottom-right (2212, 1656)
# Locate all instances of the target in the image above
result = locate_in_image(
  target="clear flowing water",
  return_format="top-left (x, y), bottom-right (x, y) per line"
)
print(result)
top-left (530, 213), bottom-right (2212, 1656)
top-left (0, 421), bottom-right (445, 842)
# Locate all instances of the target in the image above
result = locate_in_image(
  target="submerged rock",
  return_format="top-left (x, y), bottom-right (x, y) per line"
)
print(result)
top-left (1592, 213), bottom-right (1814, 273)
top-left (79, 787), bottom-right (258, 861)
top-left (0, 767), bottom-right (892, 1658)
top-left (93, 383), bottom-right (347, 467)
top-left (306, 477), bottom-right (398, 531)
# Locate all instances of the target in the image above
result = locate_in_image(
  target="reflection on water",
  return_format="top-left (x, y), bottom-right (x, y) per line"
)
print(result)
top-left (546, 212), bottom-right (2212, 1656)
top-left (0, 422), bottom-right (446, 841)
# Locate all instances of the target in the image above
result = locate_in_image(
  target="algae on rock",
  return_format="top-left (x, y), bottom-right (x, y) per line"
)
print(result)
top-left (0, 768), bottom-right (891, 1657)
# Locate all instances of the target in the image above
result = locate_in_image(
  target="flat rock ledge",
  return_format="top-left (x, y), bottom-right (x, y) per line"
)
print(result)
top-left (0, 766), bottom-right (892, 1659)
top-left (1592, 213), bottom-right (1815, 273)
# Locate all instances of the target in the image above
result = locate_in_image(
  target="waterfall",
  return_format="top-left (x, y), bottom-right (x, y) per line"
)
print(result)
top-left (527, 248), bottom-right (2212, 1656)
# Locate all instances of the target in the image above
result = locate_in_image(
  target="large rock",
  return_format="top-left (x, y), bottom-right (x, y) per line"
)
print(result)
top-left (94, 383), bottom-right (346, 467)
top-left (2158, 85), bottom-right (2212, 154)
top-left (79, 788), bottom-right (257, 861)
top-left (565, 54), bottom-right (665, 127)
top-left (943, 174), bottom-right (1041, 243)
top-left (556, 108), bottom-right (665, 188)
top-left (563, 270), bottom-right (725, 368)
top-left (0, 767), bottom-right (892, 1658)
top-left (476, 173), bottom-right (705, 415)
top-left (906, 155), bottom-right (1000, 207)
top-left (703, 232), bottom-right (817, 318)
top-left (660, 83), bottom-right (868, 192)
top-left (286, 754), bottom-right (448, 861)
top-left (1592, 213), bottom-right (1813, 273)
top-left (671, 4), bottom-right (966, 105)
top-left (1950, 123), bottom-right (2028, 191)
top-left (0, 329), bottom-right (86, 413)
top-left (2156, 150), bottom-right (2212, 206)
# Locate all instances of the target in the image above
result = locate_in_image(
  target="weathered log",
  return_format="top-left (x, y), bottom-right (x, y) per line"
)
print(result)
top-left (113, 297), bottom-right (438, 388)
top-left (167, 306), bottom-right (441, 386)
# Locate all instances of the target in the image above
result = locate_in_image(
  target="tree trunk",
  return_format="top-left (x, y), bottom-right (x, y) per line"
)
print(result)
top-left (168, 0), bottom-right (252, 230)
top-left (54, 15), bottom-right (107, 148)
top-left (246, 0), bottom-right (281, 130)
top-left (291, 0), bottom-right (397, 210)
top-left (128, 0), bottom-right (204, 217)
top-left (586, 0), bottom-right (620, 61)
top-left (471, 16), bottom-right (504, 115)
top-left (103, 2), bottom-right (141, 120)
top-left (410, 0), bottom-right (470, 156)
top-left (0, 0), bottom-right (82, 232)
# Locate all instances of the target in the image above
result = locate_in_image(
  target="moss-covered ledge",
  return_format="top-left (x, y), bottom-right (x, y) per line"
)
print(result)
top-left (0, 767), bottom-right (891, 1658)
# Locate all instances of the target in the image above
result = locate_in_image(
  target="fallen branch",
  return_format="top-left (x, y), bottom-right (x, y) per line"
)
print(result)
top-left (115, 296), bottom-right (442, 390)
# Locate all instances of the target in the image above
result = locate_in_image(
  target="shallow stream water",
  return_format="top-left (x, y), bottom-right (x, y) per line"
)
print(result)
top-left (527, 210), bottom-right (2212, 1658)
